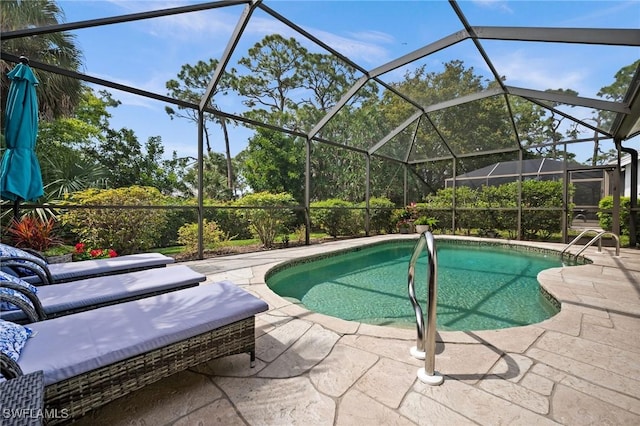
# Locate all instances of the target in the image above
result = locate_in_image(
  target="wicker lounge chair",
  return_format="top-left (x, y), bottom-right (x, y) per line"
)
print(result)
top-left (1, 265), bottom-right (206, 323)
top-left (1, 281), bottom-right (269, 424)
top-left (0, 243), bottom-right (175, 285)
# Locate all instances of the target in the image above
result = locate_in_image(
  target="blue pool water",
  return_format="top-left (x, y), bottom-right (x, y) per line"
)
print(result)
top-left (266, 240), bottom-right (567, 331)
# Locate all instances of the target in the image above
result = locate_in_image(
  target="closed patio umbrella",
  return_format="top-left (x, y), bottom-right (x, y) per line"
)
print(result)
top-left (0, 57), bottom-right (43, 219)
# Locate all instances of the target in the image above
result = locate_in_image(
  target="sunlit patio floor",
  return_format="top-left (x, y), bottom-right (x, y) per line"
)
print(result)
top-left (75, 234), bottom-right (640, 425)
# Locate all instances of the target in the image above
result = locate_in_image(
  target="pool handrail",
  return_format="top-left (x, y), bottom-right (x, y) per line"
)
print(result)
top-left (562, 229), bottom-right (620, 257)
top-left (407, 231), bottom-right (443, 385)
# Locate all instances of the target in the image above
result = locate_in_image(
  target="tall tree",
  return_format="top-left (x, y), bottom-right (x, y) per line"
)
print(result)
top-left (538, 88), bottom-right (579, 159)
top-left (84, 128), bottom-right (188, 194)
top-left (0, 0), bottom-right (83, 122)
top-left (232, 34), bottom-right (307, 129)
top-left (234, 34), bottom-right (381, 200)
top-left (378, 61), bottom-right (518, 192)
top-left (166, 59), bottom-right (235, 195)
top-left (238, 128), bottom-right (305, 202)
top-left (593, 59), bottom-right (640, 164)
top-left (181, 152), bottom-right (235, 200)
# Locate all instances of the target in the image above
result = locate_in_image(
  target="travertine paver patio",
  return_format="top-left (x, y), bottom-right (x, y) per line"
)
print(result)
top-left (75, 235), bottom-right (640, 425)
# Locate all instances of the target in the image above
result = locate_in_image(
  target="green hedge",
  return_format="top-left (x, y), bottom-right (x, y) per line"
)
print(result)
top-left (598, 195), bottom-right (630, 235)
top-left (310, 199), bottom-right (360, 238)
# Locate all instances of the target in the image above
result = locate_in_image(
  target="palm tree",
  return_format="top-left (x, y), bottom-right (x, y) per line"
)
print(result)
top-left (0, 0), bottom-right (83, 122)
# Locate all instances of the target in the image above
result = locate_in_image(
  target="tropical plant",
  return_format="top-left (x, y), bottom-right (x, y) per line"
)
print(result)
top-left (0, 0), bottom-right (83, 121)
top-left (42, 153), bottom-right (109, 199)
top-left (414, 216), bottom-right (438, 227)
top-left (6, 216), bottom-right (61, 252)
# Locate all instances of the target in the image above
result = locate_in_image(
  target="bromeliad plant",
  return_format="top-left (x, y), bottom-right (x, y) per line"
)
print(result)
top-left (73, 242), bottom-right (118, 261)
top-left (6, 217), bottom-right (61, 252)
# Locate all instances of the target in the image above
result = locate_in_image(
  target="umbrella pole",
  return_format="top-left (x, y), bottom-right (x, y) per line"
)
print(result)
top-left (13, 198), bottom-right (20, 222)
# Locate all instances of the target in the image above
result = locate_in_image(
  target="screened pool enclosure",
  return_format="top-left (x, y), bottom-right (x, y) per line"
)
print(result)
top-left (1, 0), bottom-right (639, 256)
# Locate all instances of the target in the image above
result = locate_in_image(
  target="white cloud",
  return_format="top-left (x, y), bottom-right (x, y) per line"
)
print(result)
top-left (106, 2), bottom-right (394, 67)
top-left (492, 49), bottom-right (587, 92)
top-left (470, 0), bottom-right (513, 14)
top-left (104, 0), bottom-right (238, 41)
top-left (89, 71), bottom-right (173, 110)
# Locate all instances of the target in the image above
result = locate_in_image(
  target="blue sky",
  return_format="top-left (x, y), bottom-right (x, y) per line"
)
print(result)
top-left (57, 0), bottom-right (640, 163)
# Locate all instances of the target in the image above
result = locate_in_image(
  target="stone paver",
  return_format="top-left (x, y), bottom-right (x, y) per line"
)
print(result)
top-left (71, 236), bottom-right (640, 426)
top-left (214, 376), bottom-right (335, 426)
top-left (338, 389), bottom-right (417, 425)
top-left (309, 343), bottom-right (379, 397)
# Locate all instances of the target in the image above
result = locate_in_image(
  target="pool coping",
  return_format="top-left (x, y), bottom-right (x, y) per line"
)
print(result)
top-left (264, 235), bottom-right (574, 329)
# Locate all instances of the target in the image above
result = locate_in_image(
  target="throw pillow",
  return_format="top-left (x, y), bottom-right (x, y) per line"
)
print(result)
top-left (0, 319), bottom-right (33, 362)
top-left (0, 271), bottom-right (38, 311)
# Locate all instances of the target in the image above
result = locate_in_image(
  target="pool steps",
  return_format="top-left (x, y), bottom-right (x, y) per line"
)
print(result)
top-left (561, 228), bottom-right (620, 258)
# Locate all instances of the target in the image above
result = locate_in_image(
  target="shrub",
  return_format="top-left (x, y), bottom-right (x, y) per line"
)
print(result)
top-left (177, 219), bottom-right (227, 254)
top-left (310, 199), bottom-right (358, 238)
top-left (521, 180), bottom-right (566, 240)
top-left (60, 186), bottom-right (168, 255)
top-left (203, 201), bottom-right (252, 240)
top-left (362, 196), bottom-right (395, 234)
top-left (233, 192), bottom-right (297, 248)
top-left (598, 195), bottom-right (630, 234)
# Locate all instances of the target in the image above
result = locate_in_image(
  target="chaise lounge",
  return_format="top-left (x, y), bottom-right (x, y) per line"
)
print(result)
top-left (0, 281), bottom-right (269, 424)
top-left (0, 265), bottom-right (206, 323)
top-left (0, 243), bottom-right (175, 285)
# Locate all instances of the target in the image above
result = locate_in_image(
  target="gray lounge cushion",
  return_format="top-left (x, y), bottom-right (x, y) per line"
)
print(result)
top-left (1, 265), bottom-right (206, 322)
top-left (21, 253), bottom-right (175, 284)
top-left (16, 281), bottom-right (269, 386)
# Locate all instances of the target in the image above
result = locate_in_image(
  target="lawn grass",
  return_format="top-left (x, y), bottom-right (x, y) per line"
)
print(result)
top-left (155, 232), bottom-right (329, 256)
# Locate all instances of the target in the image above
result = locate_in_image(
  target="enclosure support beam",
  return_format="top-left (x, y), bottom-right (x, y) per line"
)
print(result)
top-left (472, 26), bottom-right (640, 46)
top-left (305, 137), bottom-right (311, 245)
top-left (365, 154), bottom-right (371, 237)
top-left (562, 146), bottom-right (568, 243)
top-left (621, 146), bottom-right (638, 247)
top-left (518, 150), bottom-right (524, 241)
top-left (452, 158), bottom-right (457, 235)
top-left (200, 1), bottom-right (258, 111)
top-left (613, 141), bottom-right (622, 236)
top-left (403, 166), bottom-right (408, 207)
top-left (508, 86), bottom-right (629, 114)
top-left (197, 111), bottom-right (205, 259)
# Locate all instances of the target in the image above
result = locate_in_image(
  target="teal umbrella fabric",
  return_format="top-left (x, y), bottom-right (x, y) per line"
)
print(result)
top-left (0, 61), bottom-right (43, 206)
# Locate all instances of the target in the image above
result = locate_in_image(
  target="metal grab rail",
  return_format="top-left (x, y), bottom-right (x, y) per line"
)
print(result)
top-left (562, 229), bottom-right (620, 257)
top-left (407, 231), bottom-right (443, 385)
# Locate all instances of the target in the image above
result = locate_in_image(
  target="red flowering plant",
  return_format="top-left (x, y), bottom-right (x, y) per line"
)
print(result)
top-left (73, 243), bottom-right (118, 261)
top-left (395, 202), bottom-right (419, 230)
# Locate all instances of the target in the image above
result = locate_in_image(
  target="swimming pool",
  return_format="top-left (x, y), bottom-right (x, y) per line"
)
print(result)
top-left (266, 239), bottom-right (573, 331)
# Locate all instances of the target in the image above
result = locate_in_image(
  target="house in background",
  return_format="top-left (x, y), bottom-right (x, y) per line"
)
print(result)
top-left (621, 153), bottom-right (640, 198)
top-left (444, 158), bottom-right (618, 221)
